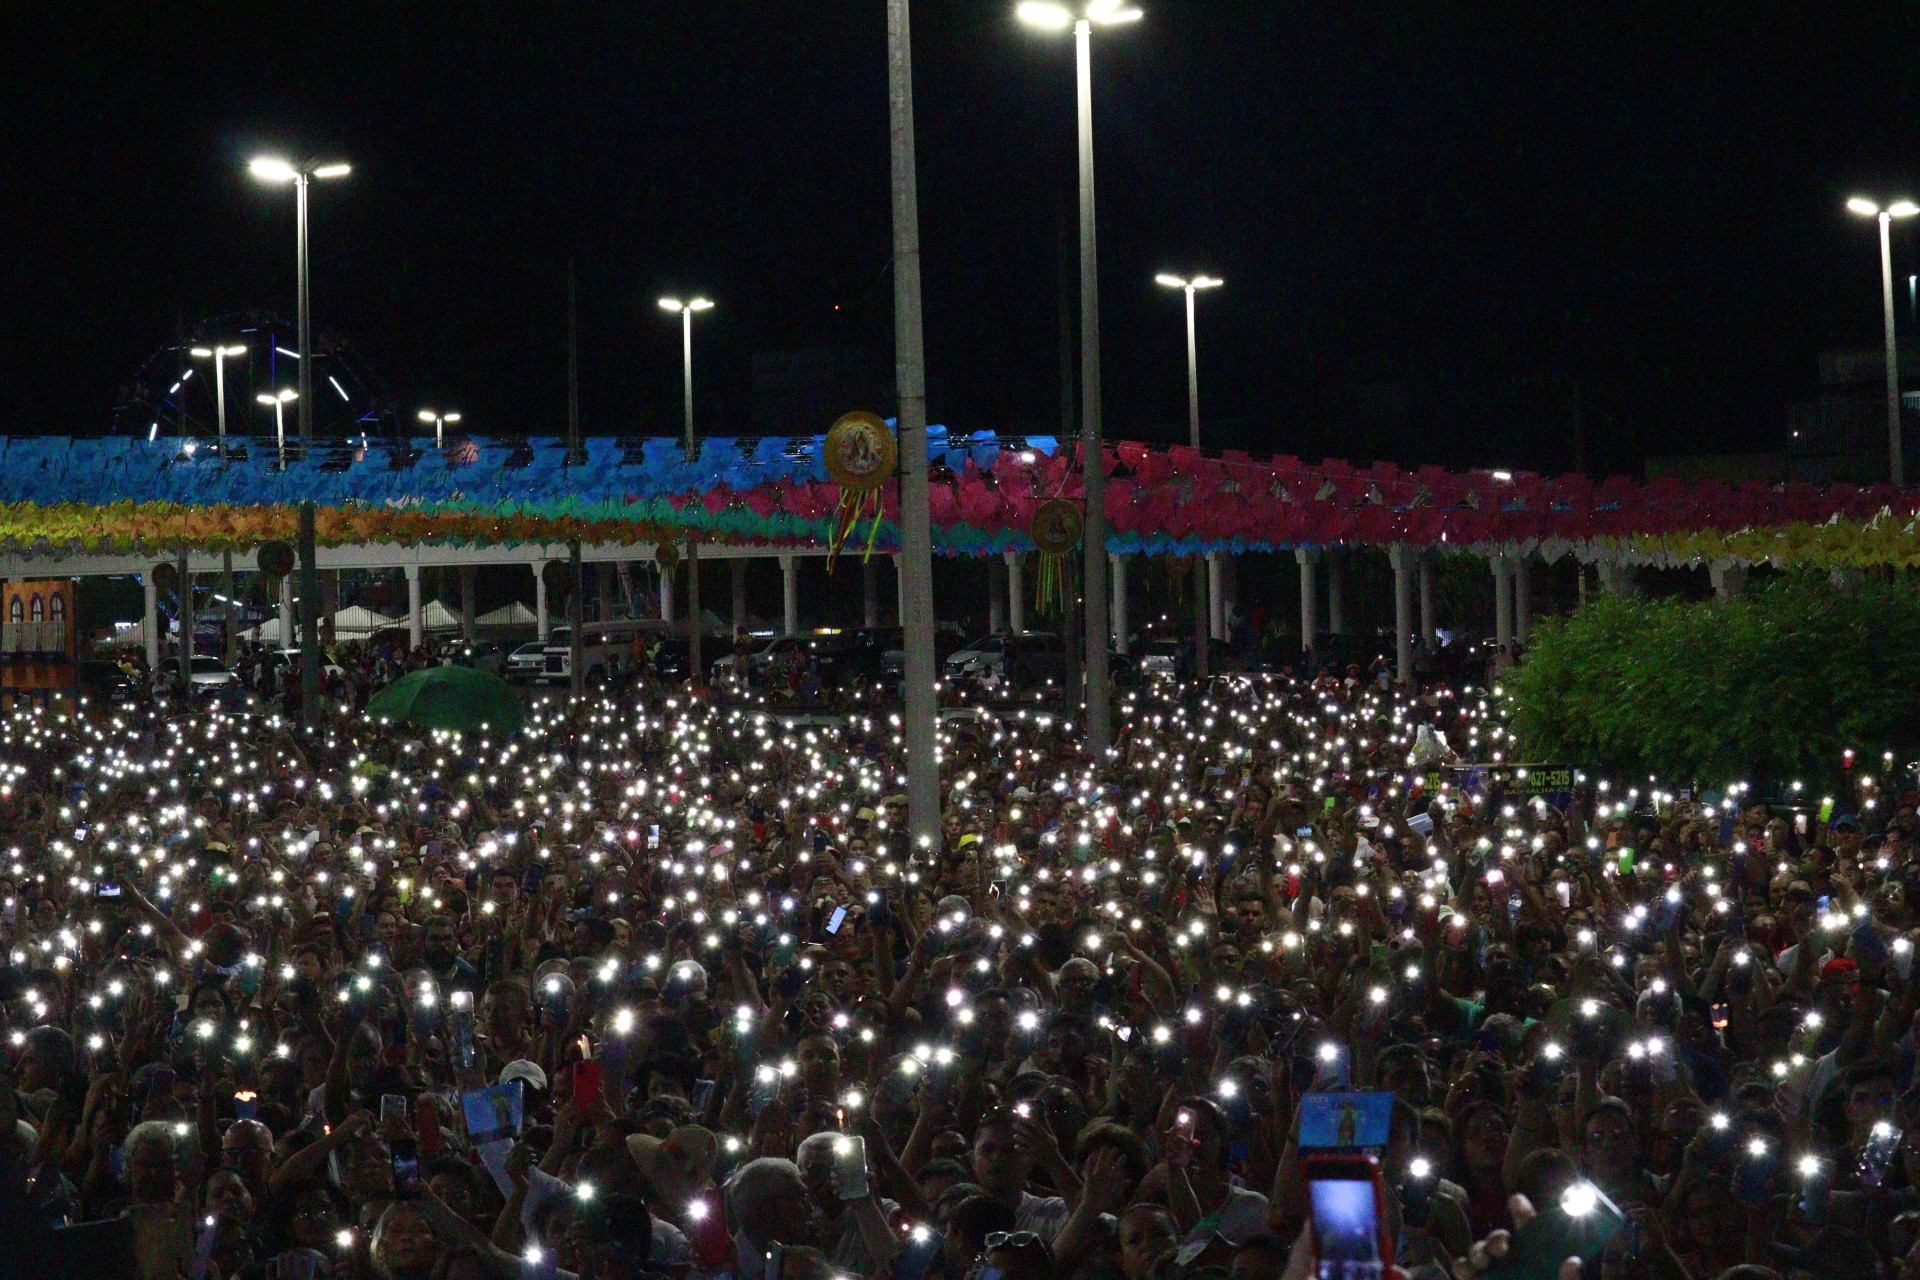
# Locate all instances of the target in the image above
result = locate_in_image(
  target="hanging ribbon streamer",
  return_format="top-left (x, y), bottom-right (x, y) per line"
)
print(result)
top-left (1031, 497), bottom-right (1084, 618)
top-left (820, 411), bottom-right (898, 574)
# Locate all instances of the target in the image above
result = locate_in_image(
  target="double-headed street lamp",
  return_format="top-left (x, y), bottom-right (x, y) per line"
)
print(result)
top-left (417, 408), bottom-right (462, 448)
top-left (256, 390), bottom-right (297, 448)
top-left (1017, 0), bottom-right (1141, 757)
top-left (659, 296), bottom-right (715, 682)
top-left (250, 153), bottom-right (347, 725)
top-left (1156, 272), bottom-right (1222, 677)
top-left (247, 156), bottom-right (349, 449)
top-left (190, 344), bottom-right (248, 439)
top-left (1847, 196), bottom-right (1919, 486)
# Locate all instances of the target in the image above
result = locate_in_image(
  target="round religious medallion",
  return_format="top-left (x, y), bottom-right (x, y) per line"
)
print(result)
top-left (257, 541), bottom-right (295, 580)
top-left (823, 411), bottom-right (897, 491)
top-left (1031, 497), bottom-right (1084, 554)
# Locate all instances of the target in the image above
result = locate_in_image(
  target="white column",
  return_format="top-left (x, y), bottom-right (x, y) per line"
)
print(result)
top-left (1390, 543), bottom-right (1415, 687)
top-left (458, 566), bottom-right (476, 643)
top-left (1513, 555), bottom-right (1532, 643)
top-left (988, 556), bottom-right (1007, 634)
top-left (279, 576), bottom-right (294, 651)
top-left (1005, 551), bottom-right (1025, 634)
top-left (1326, 549), bottom-right (1346, 635)
top-left (407, 563), bottom-right (424, 651)
top-left (1492, 552), bottom-right (1513, 661)
top-left (143, 571), bottom-right (160, 671)
top-left (863, 559), bottom-right (881, 629)
top-left (781, 555), bottom-right (799, 636)
top-left (1110, 552), bottom-right (1129, 654)
top-left (659, 562), bottom-right (674, 623)
top-left (732, 559), bottom-right (748, 631)
top-left (532, 562), bottom-right (549, 641)
top-left (1207, 553), bottom-right (1226, 641)
top-left (1418, 550), bottom-right (1436, 651)
top-left (1295, 548), bottom-right (1319, 654)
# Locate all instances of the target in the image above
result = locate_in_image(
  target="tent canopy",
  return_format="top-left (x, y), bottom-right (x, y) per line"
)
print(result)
top-left (476, 601), bottom-right (537, 627)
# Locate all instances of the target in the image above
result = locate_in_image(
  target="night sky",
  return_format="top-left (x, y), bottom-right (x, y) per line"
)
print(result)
top-left (5, 2), bottom-right (1919, 476)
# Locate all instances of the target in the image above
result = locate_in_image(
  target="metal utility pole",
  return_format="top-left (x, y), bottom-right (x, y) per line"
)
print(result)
top-left (888, 0), bottom-right (941, 853)
top-left (299, 502), bottom-right (319, 726)
top-left (567, 262), bottom-right (586, 698)
top-left (1074, 18), bottom-right (1112, 756)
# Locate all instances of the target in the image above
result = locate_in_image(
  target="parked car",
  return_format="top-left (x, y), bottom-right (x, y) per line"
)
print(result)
top-left (77, 659), bottom-right (136, 706)
top-left (881, 624), bottom-right (967, 677)
top-left (504, 640), bottom-right (548, 680)
top-left (272, 648), bottom-right (345, 681)
top-left (944, 631), bottom-right (1071, 690)
top-left (448, 642), bottom-right (506, 674)
top-left (187, 656), bottom-right (240, 694)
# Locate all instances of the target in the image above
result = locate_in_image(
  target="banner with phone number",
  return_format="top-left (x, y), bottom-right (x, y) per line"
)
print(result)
top-left (1423, 764), bottom-right (1576, 812)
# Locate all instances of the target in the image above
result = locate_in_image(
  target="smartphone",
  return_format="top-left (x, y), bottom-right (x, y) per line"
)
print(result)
top-left (1710, 1003), bottom-right (1730, 1031)
top-left (649, 825), bottom-right (661, 849)
top-left (1555, 881), bottom-right (1572, 910)
top-left (832, 1134), bottom-right (870, 1200)
top-left (767, 1242), bottom-right (786, 1280)
top-left (825, 906), bottom-right (847, 936)
top-left (449, 990), bottom-right (476, 1071)
top-left (1304, 1154), bottom-right (1393, 1280)
top-left (1484, 1181), bottom-right (1625, 1280)
top-left (381, 1094), bottom-right (410, 1127)
top-left (1861, 1123), bottom-right (1900, 1189)
top-left (572, 1060), bottom-right (604, 1111)
top-left (748, 1066), bottom-right (781, 1118)
top-left (391, 1137), bottom-right (422, 1199)
top-left (95, 882), bottom-right (122, 899)
top-left (1733, 1138), bottom-right (1776, 1204)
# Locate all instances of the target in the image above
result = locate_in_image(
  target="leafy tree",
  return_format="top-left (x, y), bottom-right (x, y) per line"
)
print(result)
top-left (1506, 576), bottom-right (1920, 788)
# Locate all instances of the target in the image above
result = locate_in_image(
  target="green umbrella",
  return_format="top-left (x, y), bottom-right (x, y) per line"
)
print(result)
top-left (364, 665), bottom-right (525, 735)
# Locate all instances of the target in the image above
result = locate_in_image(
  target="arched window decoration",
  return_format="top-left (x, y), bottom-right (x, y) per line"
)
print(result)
top-left (49, 594), bottom-right (65, 621)
top-left (7, 598), bottom-right (21, 623)
top-left (27, 595), bottom-right (42, 622)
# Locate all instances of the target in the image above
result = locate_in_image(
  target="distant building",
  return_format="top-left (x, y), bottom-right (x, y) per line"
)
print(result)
top-left (1647, 348), bottom-right (1915, 484)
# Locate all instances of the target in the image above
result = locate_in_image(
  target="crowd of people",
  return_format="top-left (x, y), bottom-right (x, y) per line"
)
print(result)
top-left (0, 649), bottom-right (1912, 1280)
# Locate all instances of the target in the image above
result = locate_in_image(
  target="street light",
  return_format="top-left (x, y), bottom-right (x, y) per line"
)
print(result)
top-left (1156, 272), bottom-right (1222, 678)
top-left (1847, 196), bottom-right (1919, 486)
top-left (256, 390), bottom-right (297, 448)
top-left (251, 153), bottom-right (347, 725)
top-left (190, 344), bottom-right (249, 440)
top-left (417, 408), bottom-right (463, 449)
top-left (1018, 0), bottom-right (1141, 756)
top-left (248, 156), bottom-right (350, 449)
top-left (659, 297), bottom-right (715, 682)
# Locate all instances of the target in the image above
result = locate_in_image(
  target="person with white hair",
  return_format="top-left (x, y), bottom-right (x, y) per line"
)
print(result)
top-left (726, 1157), bottom-right (823, 1279)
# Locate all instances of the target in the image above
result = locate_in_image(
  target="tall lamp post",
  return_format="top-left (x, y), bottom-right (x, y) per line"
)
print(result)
top-left (256, 390), bottom-right (297, 448)
top-left (1155, 272), bottom-right (1221, 678)
top-left (417, 408), bottom-right (462, 448)
top-left (887, 0), bottom-right (941, 853)
top-left (659, 296), bottom-right (714, 683)
top-left (190, 344), bottom-right (248, 441)
top-left (250, 154), bottom-right (348, 724)
top-left (1848, 196), bottom-right (1918, 486)
top-left (1018, 0), bottom-right (1140, 757)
